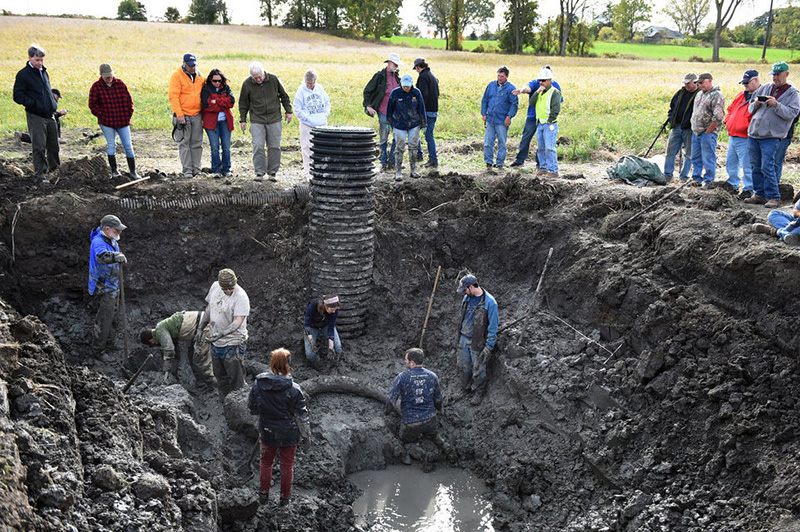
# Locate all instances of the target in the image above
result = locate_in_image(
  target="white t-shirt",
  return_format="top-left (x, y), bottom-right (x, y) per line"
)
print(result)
top-left (205, 281), bottom-right (250, 347)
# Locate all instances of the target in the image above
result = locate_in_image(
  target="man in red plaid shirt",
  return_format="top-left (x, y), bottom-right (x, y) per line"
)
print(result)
top-left (89, 63), bottom-right (139, 180)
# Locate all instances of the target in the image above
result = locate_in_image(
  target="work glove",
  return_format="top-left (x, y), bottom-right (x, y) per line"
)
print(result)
top-left (327, 347), bottom-right (336, 359)
top-left (384, 399), bottom-right (396, 415)
top-left (113, 252), bottom-right (127, 264)
top-left (478, 346), bottom-right (492, 366)
top-left (207, 333), bottom-right (221, 343)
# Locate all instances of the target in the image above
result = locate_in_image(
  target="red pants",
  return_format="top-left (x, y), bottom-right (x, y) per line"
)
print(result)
top-left (260, 442), bottom-right (297, 500)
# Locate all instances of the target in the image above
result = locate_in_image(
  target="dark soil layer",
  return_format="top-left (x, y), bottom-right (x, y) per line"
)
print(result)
top-left (2, 165), bottom-right (800, 532)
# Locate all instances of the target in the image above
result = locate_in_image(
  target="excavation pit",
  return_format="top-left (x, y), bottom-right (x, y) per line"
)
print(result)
top-left (1, 161), bottom-right (800, 531)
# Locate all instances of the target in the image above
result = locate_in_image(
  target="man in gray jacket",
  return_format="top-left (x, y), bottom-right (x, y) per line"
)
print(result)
top-left (745, 61), bottom-right (800, 208)
top-left (239, 62), bottom-right (293, 181)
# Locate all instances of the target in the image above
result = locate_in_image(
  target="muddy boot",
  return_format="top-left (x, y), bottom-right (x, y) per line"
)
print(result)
top-left (308, 356), bottom-right (323, 371)
top-left (126, 157), bottom-right (141, 179)
top-left (752, 223), bottom-right (777, 237)
top-left (410, 153), bottom-right (420, 178)
top-left (395, 152), bottom-right (404, 181)
top-left (460, 372), bottom-right (472, 395)
top-left (471, 377), bottom-right (487, 405)
top-left (108, 155), bottom-right (121, 178)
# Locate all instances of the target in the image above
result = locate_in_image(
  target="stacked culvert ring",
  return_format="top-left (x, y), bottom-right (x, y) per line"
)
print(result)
top-left (309, 126), bottom-right (378, 339)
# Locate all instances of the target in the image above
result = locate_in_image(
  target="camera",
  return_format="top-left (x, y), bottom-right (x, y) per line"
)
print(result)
top-left (757, 95), bottom-right (768, 102)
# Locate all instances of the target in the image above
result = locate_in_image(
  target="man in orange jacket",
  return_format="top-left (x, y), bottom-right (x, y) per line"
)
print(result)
top-left (724, 69), bottom-right (759, 200)
top-left (169, 53), bottom-right (205, 178)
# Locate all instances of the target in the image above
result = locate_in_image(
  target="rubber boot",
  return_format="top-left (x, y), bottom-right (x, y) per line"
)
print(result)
top-left (471, 377), bottom-right (487, 405)
top-left (127, 157), bottom-right (141, 179)
top-left (108, 154), bottom-right (121, 178)
top-left (395, 151), bottom-right (404, 181)
top-left (410, 152), bottom-right (420, 178)
top-left (460, 372), bottom-right (472, 394)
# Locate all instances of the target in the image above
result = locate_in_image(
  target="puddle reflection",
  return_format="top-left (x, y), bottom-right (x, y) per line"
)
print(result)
top-left (350, 465), bottom-right (494, 531)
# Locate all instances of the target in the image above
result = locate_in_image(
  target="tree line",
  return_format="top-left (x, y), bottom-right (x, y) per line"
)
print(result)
top-left (116, 0), bottom-right (791, 61)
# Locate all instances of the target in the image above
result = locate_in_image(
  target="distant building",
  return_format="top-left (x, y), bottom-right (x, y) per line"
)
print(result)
top-left (643, 26), bottom-right (685, 43)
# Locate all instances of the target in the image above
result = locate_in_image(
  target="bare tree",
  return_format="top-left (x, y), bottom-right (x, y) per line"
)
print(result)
top-left (558, 0), bottom-right (589, 56)
top-left (712, 0), bottom-right (745, 62)
top-left (662, 0), bottom-right (709, 36)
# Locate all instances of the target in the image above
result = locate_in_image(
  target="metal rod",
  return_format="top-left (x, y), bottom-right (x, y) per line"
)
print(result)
top-left (419, 265), bottom-right (442, 348)
top-left (122, 354), bottom-right (153, 393)
top-left (119, 263), bottom-right (129, 363)
top-left (644, 121), bottom-right (668, 158)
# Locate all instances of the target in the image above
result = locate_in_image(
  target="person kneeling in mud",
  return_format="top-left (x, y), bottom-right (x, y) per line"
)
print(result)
top-left (303, 295), bottom-right (342, 370)
top-left (140, 310), bottom-right (216, 389)
top-left (386, 348), bottom-right (451, 464)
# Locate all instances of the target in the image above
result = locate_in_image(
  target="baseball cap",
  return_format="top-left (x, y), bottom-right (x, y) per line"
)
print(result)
top-left (457, 274), bottom-right (478, 294)
top-left (697, 72), bottom-right (713, 81)
top-left (739, 69), bottom-right (758, 84)
top-left (401, 74), bottom-right (413, 86)
top-left (770, 61), bottom-right (789, 75)
top-left (414, 57), bottom-right (425, 67)
top-left (682, 72), bottom-right (698, 84)
top-left (100, 214), bottom-right (126, 231)
top-left (183, 53), bottom-right (197, 66)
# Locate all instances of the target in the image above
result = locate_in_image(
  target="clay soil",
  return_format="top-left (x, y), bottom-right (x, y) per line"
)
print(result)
top-left (2, 128), bottom-right (800, 532)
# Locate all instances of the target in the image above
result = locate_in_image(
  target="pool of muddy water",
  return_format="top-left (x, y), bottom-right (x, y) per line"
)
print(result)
top-left (350, 465), bottom-right (494, 531)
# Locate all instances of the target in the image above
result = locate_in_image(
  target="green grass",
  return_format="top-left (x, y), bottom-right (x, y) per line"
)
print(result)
top-left (384, 35), bottom-right (499, 52)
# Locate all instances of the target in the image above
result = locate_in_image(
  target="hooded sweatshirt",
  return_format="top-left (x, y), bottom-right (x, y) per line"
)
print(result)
top-left (690, 85), bottom-right (725, 135)
top-left (247, 373), bottom-right (309, 447)
top-left (293, 79), bottom-right (331, 128)
top-left (747, 82), bottom-right (800, 140)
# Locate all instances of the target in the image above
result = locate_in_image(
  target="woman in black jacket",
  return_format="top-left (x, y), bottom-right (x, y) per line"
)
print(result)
top-left (248, 348), bottom-right (310, 505)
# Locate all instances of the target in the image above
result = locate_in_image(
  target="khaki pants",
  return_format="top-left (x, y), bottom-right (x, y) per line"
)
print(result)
top-left (176, 113), bottom-right (203, 176)
top-left (177, 311), bottom-right (215, 385)
top-left (250, 121), bottom-right (282, 175)
top-left (300, 122), bottom-right (314, 179)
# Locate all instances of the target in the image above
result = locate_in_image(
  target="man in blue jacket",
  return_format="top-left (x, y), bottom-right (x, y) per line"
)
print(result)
top-left (510, 66), bottom-right (563, 168)
top-left (481, 66), bottom-right (518, 169)
top-left (13, 44), bottom-right (60, 183)
top-left (387, 74), bottom-right (426, 181)
top-left (88, 214), bottom-right (128, 362)
top-left (456, 274), bottom-right (499, 405)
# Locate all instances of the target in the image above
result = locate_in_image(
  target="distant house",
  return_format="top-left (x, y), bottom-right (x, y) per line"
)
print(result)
top-left (643, 26), bottom-right (685, 43)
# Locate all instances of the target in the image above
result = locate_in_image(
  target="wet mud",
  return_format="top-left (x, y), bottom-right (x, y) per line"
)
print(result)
top-left (2, 134), bottom-right (800, 531)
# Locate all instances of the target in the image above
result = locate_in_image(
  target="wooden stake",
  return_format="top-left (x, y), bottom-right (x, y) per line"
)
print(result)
top-left (114, 176), bottom-right (150, 190)
top-left (419, 265), bottom-right (442, 348)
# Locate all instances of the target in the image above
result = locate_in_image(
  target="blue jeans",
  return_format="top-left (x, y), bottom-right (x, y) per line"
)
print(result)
top-left (304, 327), bottom-right (342, 361)
top-left (417, 112), bottom-right (438, 162)
top-left (775, 137), bottom-right (792, 181)
top-left (768, 210), bottom-right (800, 241)
top-left (459, 335), bottom-right (486, 385)
top-left (664, 126), bottom-right (692, 179)
top-left (378, 112), bottom-right (396, 167)
top-left (691, 131), bottom-right (718, 184)
top-left (210, 342), bottom-right (246, 360)
top-left (100, 124), bottom-right (134, 158)
top-left (750, 137), bottom-right (780, 201)
top-left (205, 121), bottom-right (232, 174)
top-left (536, 122), bottom-right (559, 173)
top-left (484, 123), bottom-right (509, 166)
top-left (514, 116), bottom-right (539, 165)
top-left (725, 136), bottom-right (752, 191)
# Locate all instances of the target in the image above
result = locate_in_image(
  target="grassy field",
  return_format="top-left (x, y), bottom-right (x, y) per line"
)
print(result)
top-left (386, 35), bottom-right (793, 63)
top-left (0, 16), bottom-right (788, 163)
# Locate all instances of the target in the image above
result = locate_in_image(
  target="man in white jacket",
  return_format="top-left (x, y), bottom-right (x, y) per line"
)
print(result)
top-left (294, 70), bottom-right (331, 179)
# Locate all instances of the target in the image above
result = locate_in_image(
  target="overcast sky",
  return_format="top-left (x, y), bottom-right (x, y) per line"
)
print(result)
top-left (0, 0), bottom-right (775, 34)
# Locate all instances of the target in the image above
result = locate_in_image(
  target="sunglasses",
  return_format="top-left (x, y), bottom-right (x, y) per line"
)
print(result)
top-left (211, 78), bottom-right (222, 83)
top-left (538, 79), bottom-right (547, 82)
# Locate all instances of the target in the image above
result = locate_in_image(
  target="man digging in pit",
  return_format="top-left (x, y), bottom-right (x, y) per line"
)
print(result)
top-left (197, 268), bottom-right (250, 398)
top-left (386, 347), bottom-right (451, 464)
top-left (88, 214), bottom-right (128, 364)
top-left (456, 274), bottom-right (499, 405)
top-left (140, 310), bottom-right (216, 389)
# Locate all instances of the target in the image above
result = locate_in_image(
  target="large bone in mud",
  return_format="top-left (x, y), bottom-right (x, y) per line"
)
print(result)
top-left (224, 375), bottom-right (398, 437)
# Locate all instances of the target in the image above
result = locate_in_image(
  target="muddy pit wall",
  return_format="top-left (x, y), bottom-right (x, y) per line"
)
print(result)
top-left (1, 176), bottom-right (800, 531)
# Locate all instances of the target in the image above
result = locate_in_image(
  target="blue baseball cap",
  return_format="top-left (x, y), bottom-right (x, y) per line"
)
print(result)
top-left (401, 74), bottom-right (413, 87)
top-left (457, 275), bottom-right (478, 294)
top-left (183, 53), bottom-right (197, 66)
top-left (739, 69), bottom-right (758, 84)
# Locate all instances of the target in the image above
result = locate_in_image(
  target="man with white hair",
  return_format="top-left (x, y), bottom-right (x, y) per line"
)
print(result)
top-left (531, 67), bottom-right (562, 177)
top-left (239, 62), bottom-right (293, 181)
top-left (13, 44), bottom-right (61, 183)
top-left (363, 53), bottom-right (402, 172)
